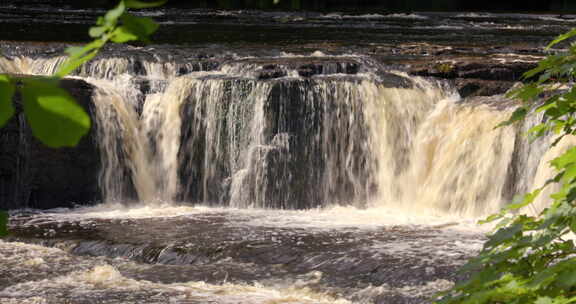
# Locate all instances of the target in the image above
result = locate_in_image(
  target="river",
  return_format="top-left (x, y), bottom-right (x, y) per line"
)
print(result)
top-left (0, 5), bottom-right (574, 304)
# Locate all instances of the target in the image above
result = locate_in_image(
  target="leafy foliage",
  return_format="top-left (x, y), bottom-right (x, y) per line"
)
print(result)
top-left (437, 29), bottom-right (576, 304)
top-left (21, 78), bottom-right (91, 148)
top-left (59, 0), bottom-right (165, 77)
top-left (0, 0), bottom-right (166, 147)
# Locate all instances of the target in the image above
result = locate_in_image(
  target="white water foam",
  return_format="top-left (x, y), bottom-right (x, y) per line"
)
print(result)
top-left (0, 241), bottom-right (352, 304)
top-left (454, 12), bottom-right (494, 18)
top-left (385, 13), bottom-right (429, 20)
top-left (319, 12), bottom-right (428, 20)
top-left (40, 203), bottom-right (489, 235)
top-left (2, 265), bottom-right (351, 304)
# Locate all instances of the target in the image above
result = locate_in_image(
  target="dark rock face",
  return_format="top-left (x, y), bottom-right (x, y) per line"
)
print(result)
top-left (225, 57), bottom-right (362, 79)
top-left (177, 76), bottom-right (388, 209)
top-left (455, 79), bottom-right (516, 98)
top-left (411, 61), bottom-right (536, 81)
top-left (0, 78), bottom-right (100, 210)
top-left (406, 56), bottom-right (538, 98)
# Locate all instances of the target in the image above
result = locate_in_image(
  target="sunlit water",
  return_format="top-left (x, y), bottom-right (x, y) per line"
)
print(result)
top-left (0, 48), bottom-right (553, 302)
top-left (0, 240), bottom-right (353, 304)
top-left (0, 10), bottom-right (569, 301)
top-left (4, 204), bottom-right (487, 304)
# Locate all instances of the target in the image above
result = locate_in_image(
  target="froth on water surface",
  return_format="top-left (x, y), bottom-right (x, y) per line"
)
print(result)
top-left (37, 202), bottom-right (486, 232)
top-left (7, 204), bottom-right (486, 304)
top-left (0, 241), bottom-right (356, 304)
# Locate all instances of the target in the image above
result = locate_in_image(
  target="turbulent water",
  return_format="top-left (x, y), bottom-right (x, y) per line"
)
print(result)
top-left (0, 240), bottom-right (356, 304)
top-left (0, 8), bottom-right (572, 302)
top-left (1, 207), bottom-right (486, 303)
top-left (0, 48), bottom-right (559, 303)
top-left (1, 52), bottom-right (554, 216)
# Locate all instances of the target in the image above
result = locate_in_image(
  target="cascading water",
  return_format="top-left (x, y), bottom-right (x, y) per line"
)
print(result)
top-left (88, 78), bottom-right (156, 203)
top-left (0, 52), bottom-right (560, 217)
top-left (138, 72), bottom-right (454, 209)
top-left (396, 100), bottom-right (517, 215)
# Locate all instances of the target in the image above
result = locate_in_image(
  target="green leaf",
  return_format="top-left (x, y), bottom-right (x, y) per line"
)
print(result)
top-left (528, 267), bottom-right (559, 289)
top-left (89, 26), bottom-right (108, 38)
top-left (20, 78), bottom-right (91, 148)
top-left (547, 28), bottom-right (576, 49)
top-left (556, 268), bottom-right (576, 289)
top-left (535, 297), bottom-right (554, 304)
top-left (563, 163), bottom-right (576, 183)
top-left (497, 107), bottom-right (527, 128)
top-left (507, 83), bottom-right (541, 101)
top-left (110, 26), bottom-right (139, 43)
top-left (120, 13), bottom-right (159, 41)
top-left (479, 213), bottom-right (503, 224)
top-left (518, 84), bottom-right (541, 101)
top-left (56, 41), bottom-right (104, 77)
top-left (65, 46), bottom-right (87, 57)
top-left (504, 189), bottom-right (543, 212)
top-left (0, 210), bottom-right (8, 237)
top-left (536, 96), bottom-right (559, 113)
top-left (105, 1), bottom-right (126, 24)
top-left (56, 49), bottom-right (99, 77)
top-left (551, 147), bottom-right (576, 170)
top-left (527, 124), bottom-right (547, 135)
top-left (570, 217), bottom-right (576, 233)
top-left (484, 222), bottom-right (524, 249)
top-left (124, 0), bottom-right (168, 9)
top-left (527, 124), bottom-right (549, 141)
top-left (0, 75), bottom-right (15, 127)
top-left (525, 189), bottom-right (543, 205)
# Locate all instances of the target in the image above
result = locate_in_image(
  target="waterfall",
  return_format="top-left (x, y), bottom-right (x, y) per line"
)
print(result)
top-left (393, 100), bottom-right (517, 216)
top-left (141, 76), bottom-right (203, 202)
top-left (525, 134), bottom-right (576, 215)
top-left (0, 53), bottom-right (562, 216)
top-left (89, 79), bottom-right (157, 203)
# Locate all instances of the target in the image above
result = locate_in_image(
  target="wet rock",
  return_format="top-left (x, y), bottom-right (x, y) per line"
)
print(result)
top-left (406, 55), bottom-right (538, 101)
top-left (456, 62), bottom-right (535, 81)
top-left (410, 60), bottom-right (536, 81)
top-left (257, 65), bottom-right (287, 79)
top-left (177, 76), bottom-right (376, 209)
top-left (455, 79), bottom-right (516, 98)
top-left (0, 78), bottom-right (100, 210)
top-left (224, 57), bottom-right (363, 79)
top-left (376, 71), bottom-right (414, 88)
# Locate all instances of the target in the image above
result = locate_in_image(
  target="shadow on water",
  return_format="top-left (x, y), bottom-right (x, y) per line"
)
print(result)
top-left (5, 0), bottom-right (575, 12)
top-left (0, 5), bottom-right (572, 49)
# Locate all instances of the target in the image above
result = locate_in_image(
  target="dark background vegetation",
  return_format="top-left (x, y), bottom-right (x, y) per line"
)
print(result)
top-left (7, 0), bottom-right (576, 12)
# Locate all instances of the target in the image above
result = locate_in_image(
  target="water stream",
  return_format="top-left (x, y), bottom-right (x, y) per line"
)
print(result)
top-left (0, 8), bottom-right (573, 303)
top-left (0, 49), bottom-right (558, 303)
